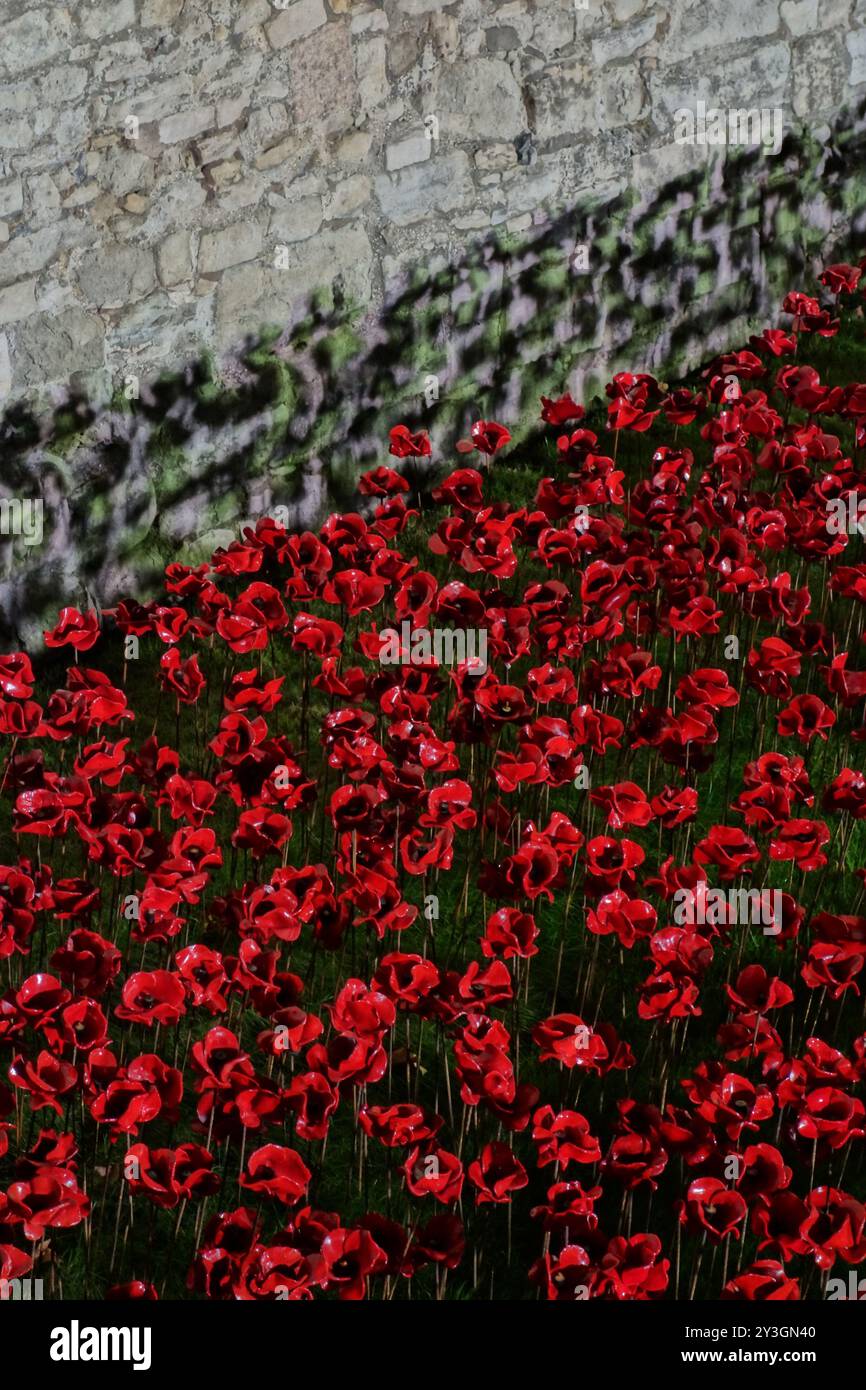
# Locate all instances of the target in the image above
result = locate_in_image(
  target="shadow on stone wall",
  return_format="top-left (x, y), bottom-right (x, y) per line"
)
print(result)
top-left (1, 99), bottom-right (866, 646)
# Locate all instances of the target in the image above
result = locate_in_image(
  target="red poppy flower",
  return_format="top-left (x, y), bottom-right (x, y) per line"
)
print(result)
top-left (468, 1141), bottom-right (528, 1204)
top-left (799, 1186), bottom-right (866, 1269)
top-left (777, 694), bottom-right (836, 742)
top-left (532, 1106), bottom-right (601, 1167)
top-left (6, 1166), bottom-right (90, 1238)
top-left (540, 392), bottom-right (584, 426)
top-left (115, 971), bottom-right (187, 1027)
top-left (319, 1227), bottom-right (388, 1299)
top-left (240, 1145), bottom-right (311, 1204)
top-left (679, 1177), bottom-right (747, 1242)
top-left (125, 1142), bottom-right (218, 1209)
top-left (533, 1015), bottom-right (608, 1070)
top-left (467, 420), bottom-right (511, 455)
top-left (721, 1260), bottom-right (800, 1300)
top-left (403, 1144), bottom-right (464, 1204)
top-left (590, 782), bottom-right (653, 830)
top-left (481, 908), bottom-right (538, 960)
top-left (726, 965), bottom-right (794, 1015)
top-left (769, 818), bottom-right (830, 871)
top-left (388, 425), bottom-right (431, 458)
top-left (44, 608), bottom-right (100, 651)
top-left (820, 263), bottom-right (861, 295)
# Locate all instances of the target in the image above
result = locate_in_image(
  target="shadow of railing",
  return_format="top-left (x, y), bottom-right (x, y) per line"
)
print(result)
top-left (1, 98), bottom-right (865, 645)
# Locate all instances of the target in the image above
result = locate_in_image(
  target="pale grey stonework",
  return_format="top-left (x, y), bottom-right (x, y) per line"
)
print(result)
top-left (0, 0), bottom-right (864, 403)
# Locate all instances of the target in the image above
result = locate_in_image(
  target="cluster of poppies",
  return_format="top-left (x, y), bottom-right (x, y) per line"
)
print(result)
top-left (2, 259), bottom-right (866, 1301)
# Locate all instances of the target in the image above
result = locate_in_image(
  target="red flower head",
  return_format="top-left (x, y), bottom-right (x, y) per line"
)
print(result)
top-left (6, 1166), bottom-right (90, 1238)
top-left (777, 694), bottom-right (836, 743)
top-left (115, 971), bottom-right (187, 1027)
top-left (467, 420), bottom-right (511, 456)
top-left (240, 1144), bottom-right (311, 1204)
top-left (468, 1141), bottom-right (528, 1204)
top-left (532, 1106), bottom-right (601, 1167)
top-left (403, 1144), bottom-right (464, 1204)
top-left (679, 1177), bottom-right (747, 1242)
top-left (388, 425), bottom-right (431, 459)
top-left (44, 608), bottom-right (100, 652)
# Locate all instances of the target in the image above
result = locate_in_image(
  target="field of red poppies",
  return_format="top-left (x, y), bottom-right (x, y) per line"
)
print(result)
top-left (2, 261), bottom-right (866, 1302)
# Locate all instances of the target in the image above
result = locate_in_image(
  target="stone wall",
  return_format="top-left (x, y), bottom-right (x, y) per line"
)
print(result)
top-left (2, 0), bottom-right (866, 646)
top-left (1, 0), bottom-right (865, 403)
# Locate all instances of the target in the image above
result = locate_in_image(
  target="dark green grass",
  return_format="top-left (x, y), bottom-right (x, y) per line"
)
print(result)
top-left (6, 318), bottom-right (866, 1300)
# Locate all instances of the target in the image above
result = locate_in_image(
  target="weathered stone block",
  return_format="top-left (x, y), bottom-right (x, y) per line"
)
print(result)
top-left (333, 129), bottom-right (372, 163)
top-left (436, 59), bottom-right (525, 140)
top-left (215, 221), bottom-right (372, 346)
top-left (1, 8), bottom-right (74, 75)
top-left (375, 151), bottom-right (472, 225)
top-left (79, 0), bottom-right (136, 40)
top-left (199, 220), bottom-right (265, 273)
top-left (525, 63), bottom-right (597, 141)
top-left (324, 174), bottom-right (371, 219)
top-left (591, 13), bottom-right (658, 65)
top-left (396, 0), bottom-right (453, 13)
top-left (0, 179), bottom-right (24, 219)
top-left (0, 116), bottom-right (39, 153)
top-left (781, 0), bottom-right (819, 33)
top-left (794, 33), bottom-right (847, 116)
top-left (139, 176), bottom-right (207, 240)
top-left (196, 130), bottom-right (241, 166)
top-left (159, 107), bottom-right (215, 145)
top-left (848, 25), bottom-right (866, 83)
top-left (140, 0), bottom-right (184, 23)
top-left (77, 242), bottom-right (157, 308)
top-left (96, 147), bottom-right (155, 199)
top-left (0, 278), bottom-right (38, 324)
top-left (291, 20), bottom-right (355, 128)
top-left (11, 307), bottom-right (104, 390)
top-left (386, 131), bottom-right (431, 172)
top-left (266, 0), bottom-right (327, 50)
top-left (356, 36), bottom-right (389, 112)
top-left (0, 226), bottom-right (62, 284)
top-left (531, 0), bottom-right (575, 56)
top-left (157, 229), bottom-right (194, 286)
top-left (0, 333), bottom-right (10, 399)
top-left (600, 65), bottom-right (648, 129)
top-left (474, 143), bottom-right (518, 172)
top-left (269, 195), bottom-right (324, 243)
top-left (665, 0), bottom-right (782, 61)
top-left (650, 41), bottom-right (792, 116)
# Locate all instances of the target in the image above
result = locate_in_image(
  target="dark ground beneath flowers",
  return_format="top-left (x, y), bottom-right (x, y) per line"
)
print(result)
top-left (2, 272), bottom-right (866, 1301)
